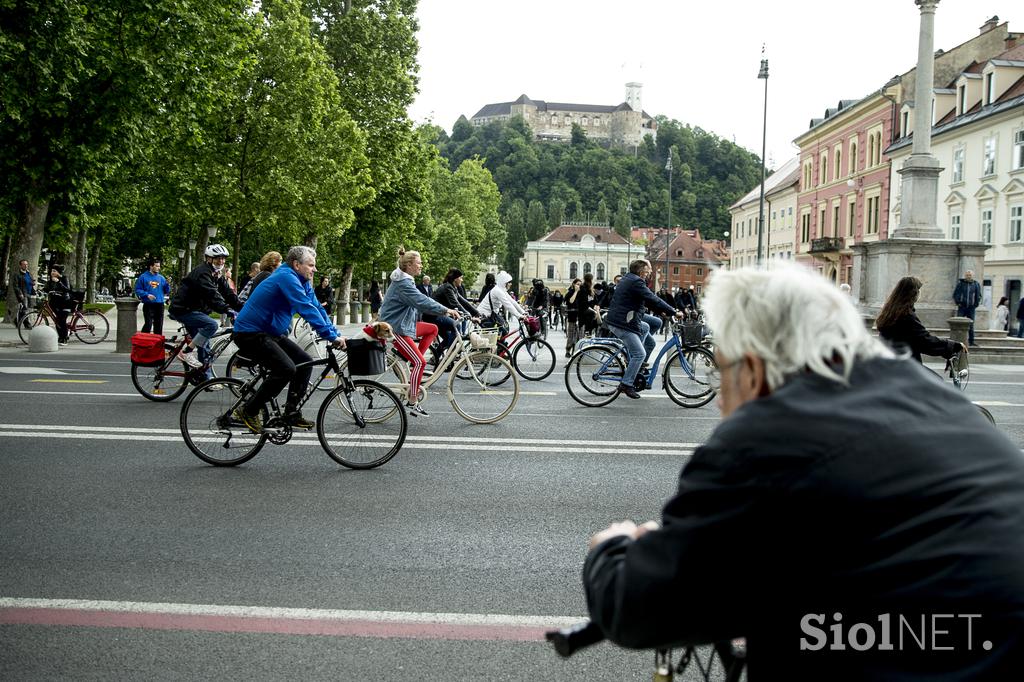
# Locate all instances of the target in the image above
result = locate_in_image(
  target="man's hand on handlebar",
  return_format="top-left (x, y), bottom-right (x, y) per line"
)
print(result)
top-left (332, 337), bottom-right (347, 350)
top-left (446, 308), bottom-right (461, 319)
top-left (674, 310), bottom-right (685, 319)
top-left (588, 519), bottom-right (660, 550)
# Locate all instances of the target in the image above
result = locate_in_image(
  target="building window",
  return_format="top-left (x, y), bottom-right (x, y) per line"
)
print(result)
top-left (546, 264), bottom-right (555, 279)
top-left (551, 115), bottom-right (559, 127)
top-left (1010, 205), bottom-right (1023, 242)
top-left (619, 266), bottom-right (627, 275)
top-left (983, 137), bottom-right (997, 176)
top-left (952, 146), bottom-right (964, 183)
top-left (866, 196), bottom-right (880, 235)
top-left (697, 267), bottom-right (703, 276)
top-left (849, 140), bottom-right (857, 175)
top-left (950, 213), bottom-right (961, 240)
top-left (957, 85), bottom-right (966, 115)
top-left (820, 152), bottom-right (828, 185)
top-left (582, 117), bottom-right (589, 126)
top-left (819, 207), bottom-right (827, 238)
top-left (834, 148), bottom-right (842, 179)
top-left (1013, 129), bottom-right (1024, 171)
top-left (569, 262), bottom-right (578, 279)
top-left (901, 110), bottom-right (910, 137)
top-left (583, 262), bottom-right (592, 276)
top-left (672, 266), bottom-right (679, 275)
top-left (803, 160), bottom-right (813, 190)
top-left (985, 73), bottom-right (995, 105)
top-left (848, 199), bottom-right (856, 237)
top-left (596, 263), bottom-right (605, 280)
top-left (981, 208), bottom-right (993, 244)
top-left (833, 204), bottom-right (840, 238)
top-left (801, 213), bottom-right (811, 243)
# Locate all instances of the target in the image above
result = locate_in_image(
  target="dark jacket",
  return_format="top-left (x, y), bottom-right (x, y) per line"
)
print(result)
top-left (526, 284), bottom-right (549, 309)
top-left (877, 309), bottom-right (959, 363)
top-left (551, 291), bottom-right (564, 308)
top-left (11, 268), bottom-right (34, 303)
top-left (314, 284), bottom-right (335, 313)
top-left (605, 273), bottom-right (676, 333)
top-left (416, 282), bottom-right (434, 298)
top-left (1017, 298), bottom-right (1024, 322)
top-left (953, 278), bottom-right (981, 310)
top-left (583, 357), bottom-right (1024, 680)
top-left (433, 281), bottom-right (479, 317)
top-left (44, 275), bottom-right (72, 308)
top-left (169, 263), bottom-right (237, 316)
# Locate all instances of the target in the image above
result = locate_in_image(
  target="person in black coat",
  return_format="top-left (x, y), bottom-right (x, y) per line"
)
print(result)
top-left (44, 267), bottom-right (73, 344)
top-left (583, 264), bottom-right (1024, 680)
top-left (426, 268), bottom-right (478, 366)
top-left (876, 276), bottom-right (965, 363)
top-left (416, 275), bottom-right (433, 298)
top-left (314, 276), bottom-right (335, 316)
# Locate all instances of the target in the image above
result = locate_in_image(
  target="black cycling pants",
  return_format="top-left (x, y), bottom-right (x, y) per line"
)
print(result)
top-left (141, 301), bottom-right (164, 334)
top-left (232, 332), bottom-right (311, 416)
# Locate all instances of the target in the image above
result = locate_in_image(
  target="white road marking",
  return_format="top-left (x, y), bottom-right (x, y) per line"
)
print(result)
top-left (0, 367), bottom-right (67, 374)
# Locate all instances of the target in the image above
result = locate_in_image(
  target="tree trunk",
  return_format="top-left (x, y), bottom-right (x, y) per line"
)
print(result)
top-left (233, 225), bottom-right (242, 282)
top-left (75, 227), bottom-right (89, 289)
top-left (337, 262), bottom-right (353, 324)
top-left (4, 197), bottom-right (48, 322)
top-left (0, 235), bottom-right (11, 298)
top-left (66, 231), bottom-right (79, 286)
top-left (304, 231), bottom-right (318, 249)
top-left (87, 228), bottom-right (104, 304)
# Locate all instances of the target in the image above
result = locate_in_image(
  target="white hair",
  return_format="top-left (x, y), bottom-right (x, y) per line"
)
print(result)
top-left (286, 245), bottom-right (316, 267)
top-left (703, 263), bottom-right (892, 390)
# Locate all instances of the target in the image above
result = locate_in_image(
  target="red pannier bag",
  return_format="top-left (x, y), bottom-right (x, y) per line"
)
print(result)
top-left (131, 332), bottom-right (166, 366)
top-left (524, 315), bottom-right (542, 337)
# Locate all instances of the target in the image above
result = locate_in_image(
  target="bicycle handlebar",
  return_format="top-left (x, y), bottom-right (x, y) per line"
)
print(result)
top-left (545, 620), bottom-right (604, 658)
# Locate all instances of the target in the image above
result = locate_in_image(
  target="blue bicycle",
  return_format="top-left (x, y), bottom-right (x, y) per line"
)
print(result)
top-left (564, 321), bottom-right (717, 408)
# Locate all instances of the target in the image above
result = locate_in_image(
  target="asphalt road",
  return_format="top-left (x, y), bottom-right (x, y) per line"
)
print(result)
top-left (2, 330), bottom-right (1022, 680)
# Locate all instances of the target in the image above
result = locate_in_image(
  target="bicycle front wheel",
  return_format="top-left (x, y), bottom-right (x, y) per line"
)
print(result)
top-left (18, 311), bottom-right (48, 344)
top-left (664, 347), bottom-right (717, 408)
top-left (132, 343), bottom-right (190, 402)
top-left (180, 378), bottom-right (267, 466)
top-left (448, 353), bottom-right (519, 423)
top-left (73, 310), bottom-right (109, 344)
top-left (565, 344), bottom-right (623, 407)
top-left (317, 380), bottom-right (408, 469)
top-left (512, 338), bottom-right (556, 381)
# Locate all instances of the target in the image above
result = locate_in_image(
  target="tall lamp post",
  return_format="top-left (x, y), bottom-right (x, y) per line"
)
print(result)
top-left (187, 238), bottom-right (197, 274)
top-left (177, 248), bottom-right (185, 282)
top-left (665, 156), bottom-right (673, 291)
top-left (625, 200), bottom-right (633, 266)
top-left (756, 49), bottom-right (769, 265)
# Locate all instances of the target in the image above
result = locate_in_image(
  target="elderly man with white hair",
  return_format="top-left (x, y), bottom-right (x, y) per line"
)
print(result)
top-left (581, 263), bottom-right (1024, 679)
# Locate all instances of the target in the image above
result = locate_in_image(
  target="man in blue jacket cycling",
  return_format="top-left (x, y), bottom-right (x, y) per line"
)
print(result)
top-left (605, 259), bottom-right (682, 399)
top-left (232, 245), bottom-right (345, 433)
top-left (135, 258), bottom-right (171, 334)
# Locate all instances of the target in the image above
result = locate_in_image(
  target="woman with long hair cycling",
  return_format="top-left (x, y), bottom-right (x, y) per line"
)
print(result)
top-left (876, 276), bottom-right (966, 363)
top-left (379, 249), bottom-right (461, 417)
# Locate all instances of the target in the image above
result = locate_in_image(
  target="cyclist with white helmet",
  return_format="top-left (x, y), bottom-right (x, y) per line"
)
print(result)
top-left (168, 243), bottom-right (239, 373)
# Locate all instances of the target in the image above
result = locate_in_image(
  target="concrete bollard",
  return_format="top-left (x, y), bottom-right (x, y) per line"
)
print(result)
top-left (115, 298), bottom-right (141, 353)
top-left (361, 301), bottom-right (371, 323)
top-left (29, 324), bottom-right (59, 352)
top-left (350, 302), bottom-right (360, 324)
top-left (947, 316), bottom-right (971, 348)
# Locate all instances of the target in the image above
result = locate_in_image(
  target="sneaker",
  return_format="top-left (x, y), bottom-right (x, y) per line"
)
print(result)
top-left (283, 411), bottom-right (315, 430)
top-left (233, 408), bottom-right (262, 434)
top-left (406, 402), bottom-right (429, 417)
top-left (178, 349), bottom-right (202, 368)
top-left (207, 383), bottom-right (225, 392)
top-left (617, 383), bottom-right (641, 400)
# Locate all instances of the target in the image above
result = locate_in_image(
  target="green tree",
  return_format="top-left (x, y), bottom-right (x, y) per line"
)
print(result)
top-left (548, 198), bottom-right (565, 229)
top-left (526, 200), bottom-right (547, 241)
top-left (502, 199), bottom-right (527, 288)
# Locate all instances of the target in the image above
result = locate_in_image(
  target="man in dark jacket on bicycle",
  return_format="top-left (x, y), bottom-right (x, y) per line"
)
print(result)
top-left (582, 263), bottom-right (1024, 680)
top-left (168, 244), bottom-right (239, 373)
top-left (604, 259), bottom-right (681, 399)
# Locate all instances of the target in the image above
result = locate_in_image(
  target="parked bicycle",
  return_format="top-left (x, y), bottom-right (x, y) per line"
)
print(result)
top-left (179, 340), bottom-right (406, 468)
top-left (131, 326), bottom-right (235, 402)
top-left (546, 620), bottom-right (745, 682)
top-left (17, 292), bottom-right (109, 345)
top-left (565, 320), bottom-right (717, 408)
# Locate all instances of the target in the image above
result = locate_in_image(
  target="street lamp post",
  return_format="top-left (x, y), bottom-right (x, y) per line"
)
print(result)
top-left (626, 200), bottom-right (633, 266)
top-left (177, 248), bottom-right (185, 281)
top-left (187, 238), bottom-right (197, 274)
top-left (756, 50), bottom-right (769, 265)
top-left (665, 156), bottom-right (673, 291)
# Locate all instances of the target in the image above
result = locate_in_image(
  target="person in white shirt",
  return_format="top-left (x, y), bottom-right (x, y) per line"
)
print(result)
top-left (477, 270), bottom-right (525, 333)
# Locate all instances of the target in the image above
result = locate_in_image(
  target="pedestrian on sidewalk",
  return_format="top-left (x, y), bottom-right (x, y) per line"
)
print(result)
top-left (952, 269), bottom-right (982, 346)
top-left (44, 267), bottom-right (72, 346)
top-left (135, 258), bottom-right (170, 335)
top-left (992, 296), bottom-right (1009, 333)
top-left (1017, 298), bottom-right (1024, 339)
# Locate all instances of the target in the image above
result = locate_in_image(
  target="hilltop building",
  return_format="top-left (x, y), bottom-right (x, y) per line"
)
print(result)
top-left (471, 83), bottom-right (657, 146)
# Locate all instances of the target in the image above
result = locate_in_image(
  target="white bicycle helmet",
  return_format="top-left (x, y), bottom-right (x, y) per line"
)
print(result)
top-left (204, 243), bottom-right (229, 258)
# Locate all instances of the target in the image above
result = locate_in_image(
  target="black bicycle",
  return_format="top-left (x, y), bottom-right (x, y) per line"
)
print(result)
top-left (179, 340), bottom-right (407, 468)
top-left (547, 620), bottom-right (746, 682)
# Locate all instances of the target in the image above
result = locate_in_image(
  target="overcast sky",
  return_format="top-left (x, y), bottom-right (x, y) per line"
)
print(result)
top-left (409, 1), bottom-right (1018, 170)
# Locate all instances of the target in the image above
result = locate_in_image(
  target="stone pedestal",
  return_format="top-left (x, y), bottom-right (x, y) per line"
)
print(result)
top-left (336, 301), bottom-right (348, 325)
top-left (115, 298), bottom-right (141, 353)
top-left (947, 316), bottom-right (971, 347)
top-left (349, 303), bottom-right (359, 324)
top-left (850, 239), bottom-right (990, 331)
top-left (29, 324), bottom-right (58, 352)
top-left (892, 156), bottom-right (944, 239)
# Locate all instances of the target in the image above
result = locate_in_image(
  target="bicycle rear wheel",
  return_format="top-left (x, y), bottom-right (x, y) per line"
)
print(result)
top-left (564, 344), bottom-right (623, 407)
top-left (17, 311), bottom-right (49, 344)
top-left (512, 338), bottom-right (556, 381)
top-left (180, 378), bottom-right (268, 466)
top-left (448, 353), bottom-right (519, 423)
top-left (317, 380), bottom-right (408, 469)
top-left (664, 347), bottom-right (717, 408)
top-left (224, 350), bottom-right (259, 381)
top-left (73, 310), bottom-right (109, 344)
top-left (132, 343), bottom-right (191, 401)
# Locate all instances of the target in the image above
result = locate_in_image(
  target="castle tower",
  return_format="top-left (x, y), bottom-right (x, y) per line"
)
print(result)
top-left (625, 82), bottom-right (642, 112)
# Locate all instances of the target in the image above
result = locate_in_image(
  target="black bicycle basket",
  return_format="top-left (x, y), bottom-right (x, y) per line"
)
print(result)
top-left (680, 321), bottom-right (705, 346)
top-left (345, 338), bottom-right (385, 375)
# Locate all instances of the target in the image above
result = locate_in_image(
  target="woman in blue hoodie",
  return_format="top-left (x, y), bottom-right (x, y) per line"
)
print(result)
top-left (135, 258), bottom-right (171, 334)
top-left (379, 249), bottom-right (461, 417)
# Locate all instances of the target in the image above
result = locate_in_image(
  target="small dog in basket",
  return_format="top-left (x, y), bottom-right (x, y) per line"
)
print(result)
top-left (352, 321), bottom-right (394, 346)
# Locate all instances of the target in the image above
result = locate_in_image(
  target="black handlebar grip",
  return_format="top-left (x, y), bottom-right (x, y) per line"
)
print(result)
top-left (545, 620), bottom-right (604, 658)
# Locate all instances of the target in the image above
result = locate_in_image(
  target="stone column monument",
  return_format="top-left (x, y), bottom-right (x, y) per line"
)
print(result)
top-left (851, 0), bottom-right (989, 330)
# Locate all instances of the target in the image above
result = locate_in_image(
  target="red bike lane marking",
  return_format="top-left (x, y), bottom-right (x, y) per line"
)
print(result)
top-left (0, 606), bottom-right (554, 642)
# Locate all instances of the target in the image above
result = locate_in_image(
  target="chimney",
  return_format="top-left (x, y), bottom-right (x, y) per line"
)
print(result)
top-left (979, 16), bottom-right (999, 34)
top-left (1007, 34), bottom-right (1021, 50)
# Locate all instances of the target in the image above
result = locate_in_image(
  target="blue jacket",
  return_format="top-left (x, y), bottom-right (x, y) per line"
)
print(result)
top-left (135, 271), bottom-right (170, 304)
top-left (605, 272), bottom-right (676, 333)
top-left (379, 270), bottom-right (448, 337)
top-left (233, 265), bottom-right (337, 340)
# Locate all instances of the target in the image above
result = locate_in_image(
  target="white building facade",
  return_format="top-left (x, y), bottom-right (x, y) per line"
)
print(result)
top-left (519, 224), bottom-right (633, 292)
top-left (728, 156), bottom-right (800, 268)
